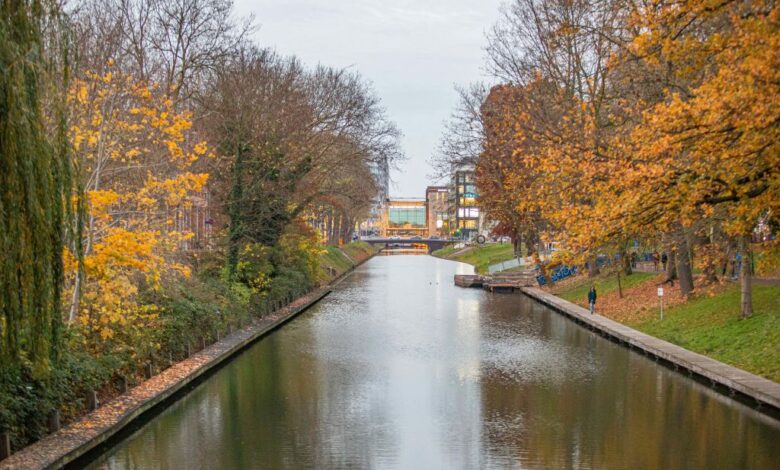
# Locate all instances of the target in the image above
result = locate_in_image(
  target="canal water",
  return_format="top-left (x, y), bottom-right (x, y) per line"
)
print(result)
top-left (88, 255), bottom-right (780, 469)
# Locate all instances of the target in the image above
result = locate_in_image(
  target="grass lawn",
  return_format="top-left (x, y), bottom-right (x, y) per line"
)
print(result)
top-left (431, 245), bottom-right (465, 259)
top-left (552, 271), bottom-right (658, 303)
top-left (317, 242), bottom-right (379, 283)
top-left (341, 241), bottom-right (378, 262)
top-left (629, 283), bottom-right (780, 382)
top-left (436, 243), bottom-right (516, 273)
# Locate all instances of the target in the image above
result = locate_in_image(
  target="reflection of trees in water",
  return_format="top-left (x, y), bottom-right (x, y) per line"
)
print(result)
top-left (100, 257), bottom-right (780, 469)
top-left (478, 301), bottom-right (780, 469)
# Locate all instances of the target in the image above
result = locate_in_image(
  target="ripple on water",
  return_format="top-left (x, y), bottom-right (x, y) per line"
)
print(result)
top-left (480, 328), bottom-right (601, 385)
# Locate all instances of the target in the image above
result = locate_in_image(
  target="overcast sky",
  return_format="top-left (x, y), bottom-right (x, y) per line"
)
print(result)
top-left (233, 0), bottom-right (503, 198)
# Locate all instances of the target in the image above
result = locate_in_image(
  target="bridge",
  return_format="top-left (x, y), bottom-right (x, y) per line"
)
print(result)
top-left (362, 238), bottom-right (457, 253)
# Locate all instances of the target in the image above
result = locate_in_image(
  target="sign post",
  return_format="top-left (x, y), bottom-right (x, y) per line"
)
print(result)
top-left (657, 286), bottom-right (664, 320)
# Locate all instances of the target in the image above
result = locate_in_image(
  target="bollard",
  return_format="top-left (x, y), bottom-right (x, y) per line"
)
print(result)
top-left (48, 410), bottom-right (60, 433)
top-left (0, 432), bottom-right (10, 461)
top-left (119, 375), bottom-right (129, 394)
top-left (87, 390), bottom-right (98, 411)
top-left (144, 363), bottom-right (153, 379)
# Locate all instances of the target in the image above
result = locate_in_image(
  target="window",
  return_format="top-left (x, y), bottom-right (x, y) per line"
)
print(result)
top-left (388, 206), bottom-right (426, 227)
top-left (458, 208), bottom-right (479, 218)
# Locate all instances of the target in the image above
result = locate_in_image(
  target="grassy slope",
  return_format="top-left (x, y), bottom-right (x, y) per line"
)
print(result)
top-left (433, 243), bottom-right (516, 273)
top-left (317, 242), bottom-right (379, 284)
top-left (630, 283), bottom-right (780, 382)
top-left (552, 271), bottom-right (658, 303)
top-left (550, 271), bottom-right (780, 382)
top-left (431, 245), bottom-right (464, 259)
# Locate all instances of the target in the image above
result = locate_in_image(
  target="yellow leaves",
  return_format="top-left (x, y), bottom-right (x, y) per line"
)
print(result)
top-left (77, 85), bottom-right (88, 103)
top-left (193, 141), bottom-right (208, 156)
top-left (88, 189), bottom-right (121, 220)
top-left (67, 65), bottom-right (214, 356)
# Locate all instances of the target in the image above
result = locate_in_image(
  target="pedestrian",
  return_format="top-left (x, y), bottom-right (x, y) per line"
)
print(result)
top-left (631, 252), bottom-right (638, 269)
top-left (588, 286), bottom-right (597, 315)
top-left (661, 252), bottom-right (668, 271)
top-left (652, 251), bottom-right (659, 271)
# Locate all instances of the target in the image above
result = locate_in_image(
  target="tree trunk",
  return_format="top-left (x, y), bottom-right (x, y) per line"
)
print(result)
top-left (665, 248), bottom-right (677, 281)
top-left (675, 235), bottom-right (694, 298)
top-left (621, 247), bottom-right (633, 276)
top-left (588, 255), bottom-right (600, 277)
top-left (512, 234), bottom-right (521, 257)
top-left (227, 144), bottom-right (244, 279)
top-left (739, 235), bottom-right (753, 318)
top-left (616, 270), bottom-right (623, 299)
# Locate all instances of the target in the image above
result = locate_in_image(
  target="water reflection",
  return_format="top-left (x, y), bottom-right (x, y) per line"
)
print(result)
top-left (89, 255), bottom-right (780, 469)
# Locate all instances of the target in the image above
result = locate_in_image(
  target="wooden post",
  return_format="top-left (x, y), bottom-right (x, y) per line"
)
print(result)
top-left (48, 410), bottom-right (60, 433)
top-left (0, 432), bottom-right (10, 461)
top-left (228, 324), bottom-right (233, 335)
top-left (199, 336), bottom-right (206, 350)
top-left (216, 331), bottom-right (220, 342)
top-left (119, 375), bottom-right (129, 394)
top-left (185, 342), bottom-right (191, 358)
top-left (144, 363), bottom-right (153, 379)
top-left (87, 390), bottom-right (98, 411)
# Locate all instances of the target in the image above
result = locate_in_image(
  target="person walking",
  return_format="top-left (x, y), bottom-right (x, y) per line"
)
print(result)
top-left (588, 286), bottom-right (597, 315)
top-left (652, 251), bottom-right (659, 271)
top-left (661, 252), bottom-right (668, 271)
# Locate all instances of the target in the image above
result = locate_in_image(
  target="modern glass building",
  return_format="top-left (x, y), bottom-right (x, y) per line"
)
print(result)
top-left (425, 186), bottom-right (449, 237)
top-left (450, 167), bottom-right (480, 239)
top-left (384, 199), bottom-right (427, 237)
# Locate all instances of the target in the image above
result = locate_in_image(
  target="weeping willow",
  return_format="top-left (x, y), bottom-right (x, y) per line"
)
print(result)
top-left (0, 0), bottom-right (73, 376)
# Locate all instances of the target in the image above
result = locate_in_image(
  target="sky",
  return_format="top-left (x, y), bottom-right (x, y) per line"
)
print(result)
top-left (233, 0), bottom-right (503, 198)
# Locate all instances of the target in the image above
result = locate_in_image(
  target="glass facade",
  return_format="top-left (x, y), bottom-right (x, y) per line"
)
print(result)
top-left (388, 206), bottom-right (426, 227)
top-left (451, 169), bottom-right (480, 238)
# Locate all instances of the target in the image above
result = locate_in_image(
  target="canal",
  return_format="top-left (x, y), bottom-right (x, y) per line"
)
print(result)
top-left (88, 255), bottom-right (780, 469)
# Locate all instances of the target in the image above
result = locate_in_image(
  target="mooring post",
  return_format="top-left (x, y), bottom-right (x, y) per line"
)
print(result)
top-left (87, 390), bottom-right (98, 411)
top-left (119, 375), bottom-right (129, 394)
top-left (185, 342), bottom-right (191, 358)
top-left (0, 432), bottom-right (10, 461)
top-left (199, 336), bottom-right (206, 350)
top-left (144, 363), bottom-right (153, 379)
top-left (48, 409), bottom-right (60, 433)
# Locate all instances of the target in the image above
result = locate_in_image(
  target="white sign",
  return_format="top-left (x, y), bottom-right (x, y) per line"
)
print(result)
top-left (657, 287), bottom-right (664, 297)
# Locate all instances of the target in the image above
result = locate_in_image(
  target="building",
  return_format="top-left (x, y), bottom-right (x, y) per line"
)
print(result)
top-left (382, 198), bottom-right (427, 237)
top-left (425, 186), bottom-right (449, 238)
top-left (450, 166), bottom-right (480, 239)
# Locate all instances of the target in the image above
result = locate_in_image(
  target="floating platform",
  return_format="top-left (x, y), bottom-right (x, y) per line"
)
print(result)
top-left (454, 274), bottom-right (483, 288)
top-left (454, 271), bottom-right (536, 292)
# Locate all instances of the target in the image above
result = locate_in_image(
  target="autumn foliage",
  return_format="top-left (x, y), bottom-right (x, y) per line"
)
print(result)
top-left (0, 0), bottom-right (399, 450)
top-left (441, 0), bottom-right (779, 317)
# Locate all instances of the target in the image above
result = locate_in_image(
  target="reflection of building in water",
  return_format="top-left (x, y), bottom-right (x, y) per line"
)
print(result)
top-left (425, 186), bottom-right (449, 238)
top-left (381, 198), bottom-right (427, 237)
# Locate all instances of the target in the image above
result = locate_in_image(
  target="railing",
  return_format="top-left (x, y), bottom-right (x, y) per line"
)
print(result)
top-left (488, 257), bottom-right (526, 273)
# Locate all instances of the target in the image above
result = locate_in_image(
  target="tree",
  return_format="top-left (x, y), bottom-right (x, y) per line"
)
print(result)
top-left (66, 66), bottom-right (208, 353)
top-left (0, 0), bottom-right (73, 376)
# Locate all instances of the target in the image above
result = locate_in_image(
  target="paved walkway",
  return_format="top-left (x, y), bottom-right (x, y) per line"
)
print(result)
top-left (521, 287), bottom-right (780, 415)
